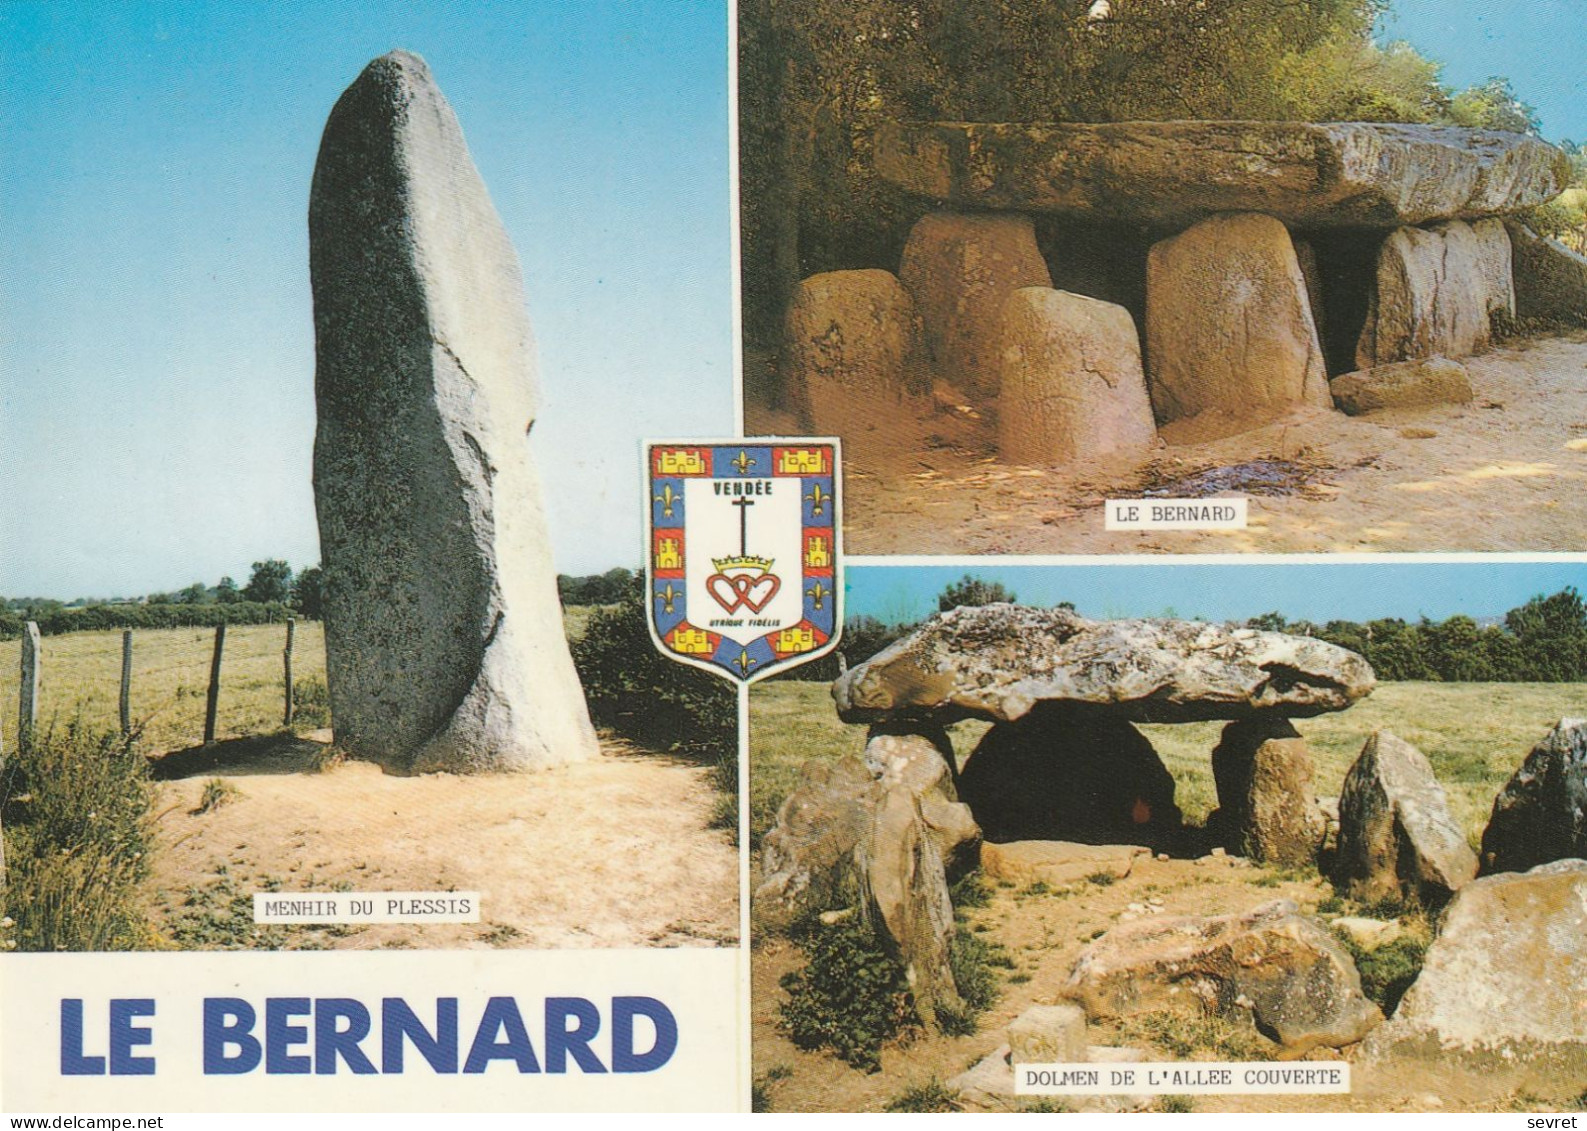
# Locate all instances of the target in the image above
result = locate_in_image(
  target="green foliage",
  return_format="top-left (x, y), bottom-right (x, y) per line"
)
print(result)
top-left (570, 574), bottom-right (736, 764)
top-left (243, 560), bottom-right (293, 605)
top-left (1248, 588), bottom-right (1587, 683)
top-left (1086, 870), bottom-right (1118, 886)
top-left (1158, 1096), bottom-right (1197, 1113)
top-left (215, 577), bottom-right (242, 605)
top-left (291, 674), bottom-right (331, 730)
top-left (1447, 76), bottom-right (1541, 135)
top-left (1116, 1010), bottom-right (1272, 1061)
top-left (939, 574), bottom-right (1016, 612)
top-left (778, 916), bottom-right (917, 1072)
top-left (290, 566), bottom-right (324, 619)
top-left (938, 927), bottom-right (1006, 1035)
top-left (1339, 933), bottom-right (1429, 1016)
top-left (1, 722), bottom-right (154, 950)
top-left (884, 1079), bottom-right (961, 1113)
top-left (0, 599), bottom-right (293, 639)
top-left (557, 568), bottom-right (636, 607)
top-left (948, 870), bottom-right (992, 908)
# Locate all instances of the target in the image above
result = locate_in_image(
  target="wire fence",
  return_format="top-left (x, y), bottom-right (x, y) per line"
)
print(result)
top-left (0, 620), bottom-right (328, 755)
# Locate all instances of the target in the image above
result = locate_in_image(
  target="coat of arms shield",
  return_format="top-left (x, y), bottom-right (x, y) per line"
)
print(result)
top-left (645, 439), bottom-right (841, 683)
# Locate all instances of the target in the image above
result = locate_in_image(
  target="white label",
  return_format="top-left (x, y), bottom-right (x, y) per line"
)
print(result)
top-left (1105, 498), bottom-right (1249, 530)
top-left (253, 892), bottom-right (481, 924)
top-left (1016, 1061), bottom-right (1349, 1095)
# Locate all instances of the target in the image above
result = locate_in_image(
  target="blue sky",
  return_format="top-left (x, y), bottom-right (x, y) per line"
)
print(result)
top-left (0, 1), bottom-right (731, 598)
top-left (847, 560), bottom-right (1587, 627)
top-left (1383, 0), bottom-right (1587, 142)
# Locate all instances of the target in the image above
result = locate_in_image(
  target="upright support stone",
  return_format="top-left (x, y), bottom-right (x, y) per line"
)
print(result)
top-left (119, 630), bottom-right (133, 736)
top-left (18, 622), bottom-right (40, 751)
top-left (898, 211), bottom-right (1052, 398)
top-left (309, 51), bottom-right (598, 774)
top-left (1145, 212), bottom-right (1331, 432)
top-left (995, 287), bottom-right (1157, 466)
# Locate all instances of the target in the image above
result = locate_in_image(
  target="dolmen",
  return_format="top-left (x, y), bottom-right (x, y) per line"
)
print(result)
top-left (310, 52), bottom-right (598, 774)
top-left (781, 121), bottom-right (1576, 452)
top-left (757, 603), bottom-right (1375, 1028)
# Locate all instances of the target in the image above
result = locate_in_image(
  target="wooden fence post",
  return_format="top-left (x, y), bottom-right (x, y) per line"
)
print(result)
top-left (283, 618), bottom-right (296, 727)
top-left (19, 621), bottom-right (40, 752)
top-left (203, 623), bottom-right (226, 745)
top-left (119, 630), bottom-right (134, 736)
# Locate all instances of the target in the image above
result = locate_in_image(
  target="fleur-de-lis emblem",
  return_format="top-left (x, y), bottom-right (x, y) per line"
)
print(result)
top-left (804, 482), bottom-right (830, 515)
top-left (653, 483), bottom-right (681, 518)
top-left (654, 582), bottom-right (682, 615)
top-left (805, 579), bottom-right (831, 610)
top-left (732, 649), bottom-right (757, 676)
top-left (730, 449), bottom-right (756, 475)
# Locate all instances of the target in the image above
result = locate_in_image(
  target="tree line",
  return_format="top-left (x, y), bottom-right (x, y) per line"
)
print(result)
top-left (1, 560), bottom-right (323, 640)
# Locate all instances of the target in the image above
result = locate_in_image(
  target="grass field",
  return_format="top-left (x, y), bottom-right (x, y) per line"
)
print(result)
top-left (750, 679), bottom-right (1587, 851)
top-left (0, 622), bottom-right (326, 754)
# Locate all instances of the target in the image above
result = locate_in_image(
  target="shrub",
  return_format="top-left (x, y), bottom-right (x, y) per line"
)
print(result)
top-left (1, 722), bottom-right (153, 950)
top-left (885, 1079), bottom-right (960, 1113)
top-left (778, 915), bottom-right (916, 1072)
top-left (569, 575), bottom-right (735, 765)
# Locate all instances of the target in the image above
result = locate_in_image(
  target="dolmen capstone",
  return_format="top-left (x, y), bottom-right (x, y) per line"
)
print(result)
top-left (758, 604), bottom-right (1374, 1029)
top-left (309, 51), bottom-right (598, 774)
top-left (778, 120), bottom-right (1574, 457)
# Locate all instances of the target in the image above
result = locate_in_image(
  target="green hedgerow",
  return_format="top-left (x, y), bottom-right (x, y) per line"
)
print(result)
top-left (569, 575), bottom-right (736, 764)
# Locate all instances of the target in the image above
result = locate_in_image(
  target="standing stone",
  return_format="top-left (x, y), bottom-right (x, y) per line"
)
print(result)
top-left (995, 287), bottom-right (1157, 465)
top-left (1294, 239), bottom-right (1327, 348)
top-left (898, 212), bottom-right (1052, 398)
top-left (755, 728), bottom-right (981, 1031)
top-left (1480, 719), bottom-right (1587, 875)
top-left (18, 621), bottom-right (40, 749)
top-left (1211, 717), bottom-right (1325, 866)
top-left (309, 51), bottom-right (598, 774)
top-left (1333, 730), bottom-right (1477, 905)
top-left (1145, 212), bottom-right (1331, 430)
top-left (1506, 221), bottom-right (1587, 323)
top-left (1356, 221), bottom-right (1493, 367)
top-left (1330, 357), bottom-right (1474, 415)
top-left (1471, 218), bottom-right (1516, 319)
top-left (1379, 859), bottom-right (1587, 1050)
top-left (782, 269), bottom-right (927, 433)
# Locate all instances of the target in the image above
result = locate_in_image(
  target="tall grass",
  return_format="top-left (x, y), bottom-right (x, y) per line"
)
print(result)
top-left (2, 722), bottom-right (155, 950)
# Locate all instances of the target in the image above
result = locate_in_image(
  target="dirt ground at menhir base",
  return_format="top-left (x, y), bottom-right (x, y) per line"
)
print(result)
top-left (747, 331), bottom-right (1587, 555)
top-left (142, 733), bottom-right (738, 950)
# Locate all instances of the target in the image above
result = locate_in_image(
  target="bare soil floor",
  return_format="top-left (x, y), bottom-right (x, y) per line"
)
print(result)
top-left (746, 333), bottom-right (1587, 554)
top-left (145, 733), bottom-right (738, 950)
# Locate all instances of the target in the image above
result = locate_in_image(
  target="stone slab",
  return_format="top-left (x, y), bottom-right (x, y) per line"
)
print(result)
top-left (874, 121), bottom-right (1570, 228)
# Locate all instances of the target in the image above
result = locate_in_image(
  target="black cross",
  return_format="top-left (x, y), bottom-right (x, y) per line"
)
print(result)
top-left (732, 496), bottom-right (755, 555)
